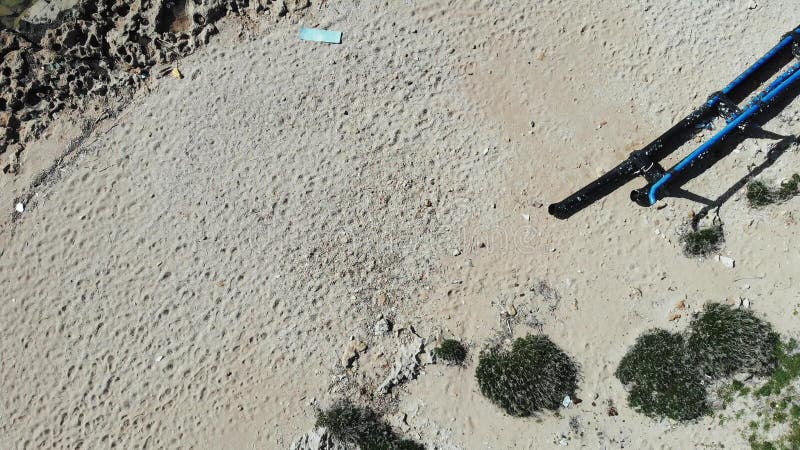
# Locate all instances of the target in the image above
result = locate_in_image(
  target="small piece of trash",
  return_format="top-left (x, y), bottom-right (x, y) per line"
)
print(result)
top-left (506, 303), bottom-right (517, 317)
top-left (15, 202), bottom-right (24, 213)
top-left (155, 355), bottom-right (164, 362)
top-left (522, 214), bottom-right (530, 221)
top-left (171, 67), bottom-right (183, 79)
top-left (299, 27), bottom-right (342, 44)
top-left (716, 255), bottom-right (735, 269)
top-left (562, 395), bottom-right (572, 408)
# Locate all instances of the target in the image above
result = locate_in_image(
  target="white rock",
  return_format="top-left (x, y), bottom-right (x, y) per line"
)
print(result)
top-left (377, 336), bottom-right (425, 394)
top-left (374, 318), bottom-right (392, 335)
top-left (718, 255), bottom-right (735, 269)
top-left (15, 202), bottom-right (24, 213)
top-left (290, 427), bottom-right (348, 450)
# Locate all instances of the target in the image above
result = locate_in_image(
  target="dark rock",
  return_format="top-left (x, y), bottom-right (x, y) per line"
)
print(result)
top-left (1, 0), bottom-right (311, 177)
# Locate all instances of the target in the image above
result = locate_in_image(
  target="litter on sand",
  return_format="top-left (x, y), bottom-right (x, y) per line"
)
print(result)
top-left (15, 202), bottom-right (24, 213)
top-left (299, 27), bottom-right (342, 44)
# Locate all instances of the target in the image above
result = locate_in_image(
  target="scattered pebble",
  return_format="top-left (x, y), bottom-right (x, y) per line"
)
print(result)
top-left (374, 318), bottom-right (392, 335)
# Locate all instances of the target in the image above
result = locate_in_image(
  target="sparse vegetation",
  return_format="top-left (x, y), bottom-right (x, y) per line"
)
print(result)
top-left (433, 339), bottom-right (467, 365)
top-left (615, 329), bottom-right (709, 420)
top-left (776, 174), bottom-right (800, 201)
top-left (756, 339), bottom-right (800, 398)
top-left (747, 180), bottom-right (775, 207)
top-left (748, 417), bottom-right (800, 450)
top-left (718, 379), bottom-right (751, 408)
top-left (747, 174), bottom-right (800, 208)
top-left (316, 400), bottom-right (424, 450)
top-left (475, 335), bottom-right (578, 416)
top-left (687, 303), bottom-right (779, 378)
top-left (681, 225), bottom-right (724, 257)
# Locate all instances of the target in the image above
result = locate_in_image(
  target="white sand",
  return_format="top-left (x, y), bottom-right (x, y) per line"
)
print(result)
top-left (2, 1), bottom-right (799, 448)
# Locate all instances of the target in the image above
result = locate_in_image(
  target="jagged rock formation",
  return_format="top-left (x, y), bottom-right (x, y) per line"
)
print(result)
top-left (0, 0), bottom-right (308, 174)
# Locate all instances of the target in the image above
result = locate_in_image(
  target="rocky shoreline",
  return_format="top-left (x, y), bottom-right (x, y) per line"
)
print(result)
top-left (0, 0), bottom-right (309, 175)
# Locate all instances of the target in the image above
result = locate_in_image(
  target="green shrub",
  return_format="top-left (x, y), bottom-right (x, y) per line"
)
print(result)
top-left (747, 180), bottom-right (775, 207)
top-left (681, 225), bottom-right (724, 257)
top-left (433, 339), bottom-right (467, 365)
top-left (615, 329), bottom-right (709, 420)
top-left (475, 335), bottom-right (578, 416)
top-left (776, 174), bottom-right (800, 201)
top-left (316, 400), bottom-right (423, 450)
top-left (687, 303), bottom-right (779, 378)
top-left (747, 174), bottom-right (800, 207)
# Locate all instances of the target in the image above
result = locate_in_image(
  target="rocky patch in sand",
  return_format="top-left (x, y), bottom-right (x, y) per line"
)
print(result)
top-left (0, 0), bottom-right (309, 174)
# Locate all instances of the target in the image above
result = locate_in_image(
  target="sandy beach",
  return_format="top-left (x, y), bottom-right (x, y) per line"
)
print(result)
top-left (2, 0), bottom-right (800, 448)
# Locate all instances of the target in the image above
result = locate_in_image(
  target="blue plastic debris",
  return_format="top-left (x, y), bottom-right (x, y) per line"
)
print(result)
top-left (299, 27), bottom-right (342, 44)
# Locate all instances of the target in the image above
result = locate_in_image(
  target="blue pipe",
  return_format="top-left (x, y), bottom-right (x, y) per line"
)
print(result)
top-left (721, 32), bottom-right (796, 95)
top-left (700, 30), bottom-right (798, 111)
top-left (648, 61), bottom-right (800, 205)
